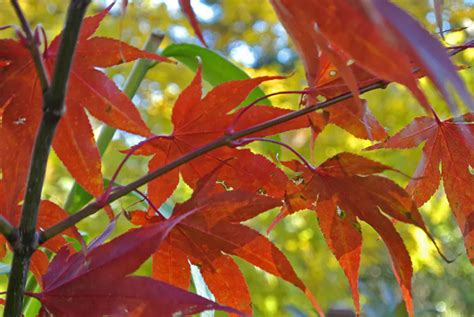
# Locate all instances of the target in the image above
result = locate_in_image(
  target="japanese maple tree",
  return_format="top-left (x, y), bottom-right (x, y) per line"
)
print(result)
top-left (0, 0), bottom-right (472, 316)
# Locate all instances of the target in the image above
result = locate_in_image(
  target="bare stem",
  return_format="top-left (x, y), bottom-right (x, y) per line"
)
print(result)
top-left (98, 135), bottom-right (166, 205)
top-left (4, 1), bottom-right (91, 315)
top-left (10, 0), bottom-right (50, 91)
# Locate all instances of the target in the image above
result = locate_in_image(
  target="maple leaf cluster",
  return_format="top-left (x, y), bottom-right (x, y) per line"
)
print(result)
top-left (0, 1), bottom-right (473, 316)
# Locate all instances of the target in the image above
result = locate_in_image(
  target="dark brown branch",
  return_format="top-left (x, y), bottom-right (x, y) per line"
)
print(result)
top-left (39, 80), bottom-right (387, 243)
top-left (4, 1), bottom-right (91, 316)
top-left (10, 0), bottom-right (50, 91)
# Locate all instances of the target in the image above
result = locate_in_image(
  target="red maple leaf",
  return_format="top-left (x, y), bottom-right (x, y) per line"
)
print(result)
top-left (367, 114), bottom-right (474, 264)
top-left (275, 153), bottom-right (430, 316)
top-left (263, 1), bottom-right (389, 144)
top-left (133, 67), bottom-right (318, 209)
top-left (0, 4), bottom-right (170, 213)
top-left (128, 171), bottom-right (323, 316)
top-left (30, 212), bottom-right (241, 316)
top-left (30, 250), bottom-right (49, 290)
top-left (309, 54), bottom-right (388, 142)
top-left (270, 0), bottom-right (473, 114)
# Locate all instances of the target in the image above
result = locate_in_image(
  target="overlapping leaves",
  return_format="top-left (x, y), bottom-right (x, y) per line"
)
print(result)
top-left (0, 1), bottom-right (471, 316)
top-left (276, 153), bottom-right (431, 316)
top-left (0, 4), bottom-right (169, 212)
top-left (128, 170), bottom-right (323, 315)
top-left (133, 67), bottom-right (317, 209)
top-left (270, 0), bottom-right (473, 114)
top-left (308, 54), bottom-right (388, 142)
top-left (30, 213), bottom-right (241, 317)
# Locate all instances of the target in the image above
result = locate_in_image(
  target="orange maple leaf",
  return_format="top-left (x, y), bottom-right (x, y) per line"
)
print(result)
top-left (367, 114), bottom-right (474, 264)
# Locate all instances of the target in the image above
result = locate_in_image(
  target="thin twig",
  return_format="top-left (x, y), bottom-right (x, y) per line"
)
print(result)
top-left (0, 215), bottom-right (16, 244)
top-left (10, 0), bottom-right (50, 91)
top-left (39, 80), bottom-right (388, 243)
top-left (232, 137), bottom-right (317, 171)
top-left (98, 135), bottom-right (166, 206)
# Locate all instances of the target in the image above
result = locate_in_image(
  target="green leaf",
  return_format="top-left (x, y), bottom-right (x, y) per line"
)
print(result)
top-left (161, 43), bottom-right (271, 106)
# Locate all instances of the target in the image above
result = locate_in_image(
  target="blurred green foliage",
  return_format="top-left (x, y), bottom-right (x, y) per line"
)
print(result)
top-left (0, 0), bottom-right (473, 316)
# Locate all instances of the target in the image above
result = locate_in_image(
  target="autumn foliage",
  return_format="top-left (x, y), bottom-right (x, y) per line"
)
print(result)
top-left (0, 0), bottom-right (473, 316)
